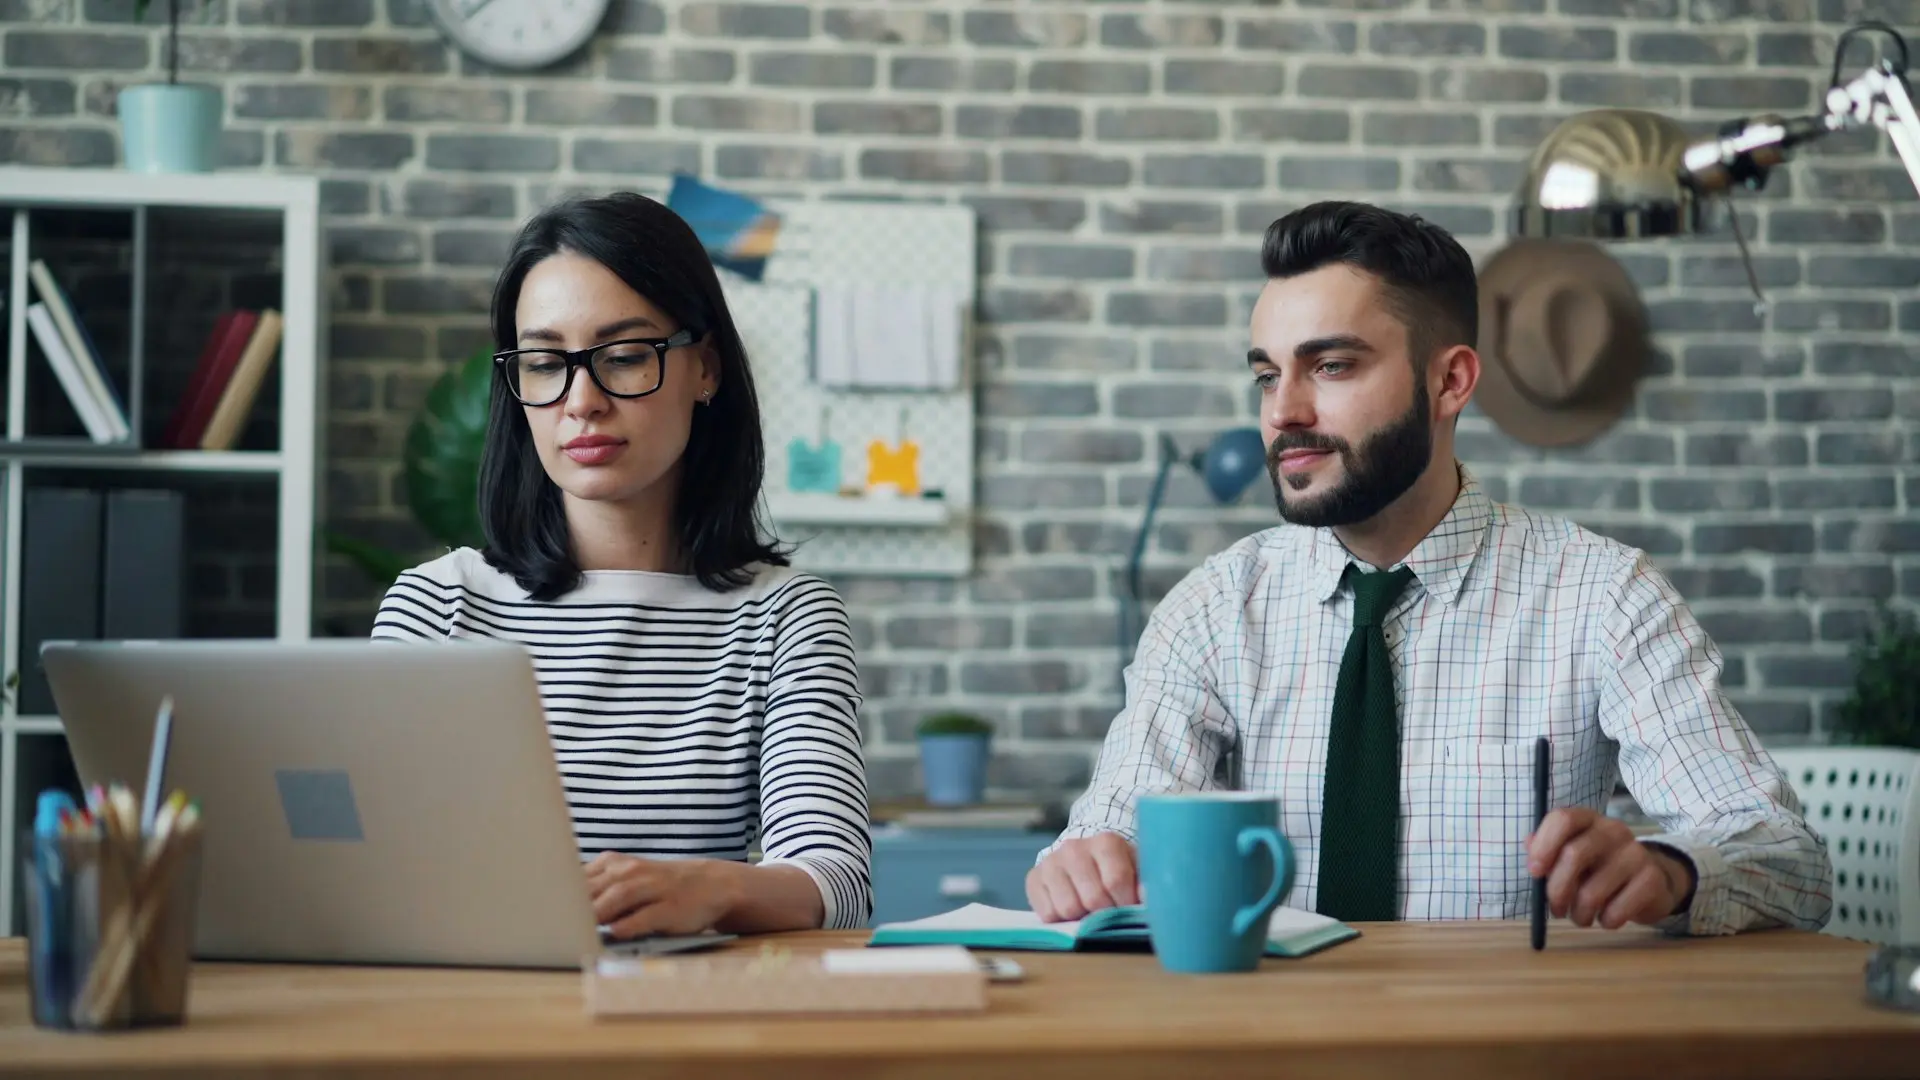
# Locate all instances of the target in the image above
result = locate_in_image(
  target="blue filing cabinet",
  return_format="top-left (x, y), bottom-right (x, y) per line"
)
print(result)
top-left (869, 826), bottom-right (1060, 927)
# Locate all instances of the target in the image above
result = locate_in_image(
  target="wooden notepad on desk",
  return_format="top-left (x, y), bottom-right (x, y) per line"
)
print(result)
top-left (869, 903), bottom-right (1359, 958)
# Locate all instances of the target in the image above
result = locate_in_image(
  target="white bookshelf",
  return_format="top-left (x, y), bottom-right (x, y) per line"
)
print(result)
top-left (0, 166), bottom-right (324, 934)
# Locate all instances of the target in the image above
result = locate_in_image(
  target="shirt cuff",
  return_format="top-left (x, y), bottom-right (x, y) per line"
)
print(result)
top-left (754, 856), bottom-right (845, 930)
top-left (1637, 834), bottom-right (1732, 936)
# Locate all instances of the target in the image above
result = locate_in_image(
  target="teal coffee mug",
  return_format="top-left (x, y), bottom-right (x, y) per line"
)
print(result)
top-left (1136, 792), bottom-right (1294, 974)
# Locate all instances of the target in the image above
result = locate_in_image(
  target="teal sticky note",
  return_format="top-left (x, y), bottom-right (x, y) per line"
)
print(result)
top-left (788, 437), bottom-right (842, 493)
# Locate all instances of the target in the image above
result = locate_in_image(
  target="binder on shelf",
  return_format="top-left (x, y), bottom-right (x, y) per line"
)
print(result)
top-left (102, 489), bottom-right (184, 640)
top-left (161, 310), bottom-right (258, 451)
top-left (198, 309), bottom-right (282, 452)
top-left (19, 488), bottom-right (103, 717)
top-left (27, 259), bottom-right (130, 442)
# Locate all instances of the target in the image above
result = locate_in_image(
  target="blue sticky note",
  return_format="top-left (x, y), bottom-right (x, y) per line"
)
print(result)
top-left (788, 437), bottom-right (842, 493)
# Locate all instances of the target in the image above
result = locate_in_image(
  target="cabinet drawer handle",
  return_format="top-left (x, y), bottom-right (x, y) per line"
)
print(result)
top-left (938, 874), bottom-right (982, 898)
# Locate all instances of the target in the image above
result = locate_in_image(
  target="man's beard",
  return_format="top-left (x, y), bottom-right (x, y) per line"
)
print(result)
top-left (1268, 381), bottom-right (1433, 528)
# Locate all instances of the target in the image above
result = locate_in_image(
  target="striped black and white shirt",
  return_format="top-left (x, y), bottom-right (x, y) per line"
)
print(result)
top-left (372, 547), bottom-right (871, 929)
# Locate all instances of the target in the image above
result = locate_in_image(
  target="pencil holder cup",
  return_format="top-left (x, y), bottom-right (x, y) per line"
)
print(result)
top-left (20, 828), bottom-right (203, 1031)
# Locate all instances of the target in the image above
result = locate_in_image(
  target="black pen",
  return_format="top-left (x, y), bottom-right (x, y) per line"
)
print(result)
top-left (1531, 735), bottom-right (1551, 951)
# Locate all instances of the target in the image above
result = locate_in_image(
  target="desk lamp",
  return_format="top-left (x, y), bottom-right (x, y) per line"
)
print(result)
top-left (1119, 428), bottom-right (1266, 668)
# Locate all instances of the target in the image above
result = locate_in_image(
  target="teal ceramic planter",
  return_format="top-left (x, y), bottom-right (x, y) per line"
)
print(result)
top-left (918, 733), bottom-right (990, 806)
top-left (118, 84), bottom-right (222, 173)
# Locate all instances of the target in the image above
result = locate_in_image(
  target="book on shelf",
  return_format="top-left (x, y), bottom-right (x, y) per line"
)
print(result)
top-left (161, 309), bottom-right (259, 450)
top-left (198, 308), bottom-right (282, 451)
top-left (26, 259), bottom-right (129, 442)
top-left (25, 303), bottom-right (116, 444)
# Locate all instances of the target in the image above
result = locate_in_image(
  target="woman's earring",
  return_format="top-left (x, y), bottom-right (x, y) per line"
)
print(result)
top-left (701, 389), bottom-right (714, 404)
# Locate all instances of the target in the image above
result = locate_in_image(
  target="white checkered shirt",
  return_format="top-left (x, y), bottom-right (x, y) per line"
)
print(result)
top-left (1058, 465), bottom-right (1832, 935)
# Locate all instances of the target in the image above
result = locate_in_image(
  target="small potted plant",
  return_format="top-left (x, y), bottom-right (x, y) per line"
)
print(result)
top-left (915, 712), bottom-right (993, 807)
top-left (1831, 606), bottom-right (1920, 748)
top-left (123, 0), bottom-right (221, 173)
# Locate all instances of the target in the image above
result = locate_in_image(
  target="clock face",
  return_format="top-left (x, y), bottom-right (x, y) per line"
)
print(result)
top-left (430, 0), bottom-right (610, 70)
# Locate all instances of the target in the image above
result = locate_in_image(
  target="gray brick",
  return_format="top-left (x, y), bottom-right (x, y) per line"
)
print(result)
top-left (399, 179), bottom-right (515, 220)
top-left (276, 130), bottom-right (414, 170)
top-left (860, 147), bottom-right (989, 183)
top-left (886, 615), bottom-right (1015, 651)
top-left (1109, 293), bottom-right (1227, 328)
top-left (1773, 301), bottom-right (1891, 333)
top-left (1031, 60), bottom-right (1151, 96)
top-left (426, 133), bottom-right (557, 173)
top-left (1562, 430), bottom-right (1678, 466)
top-left (1691, 76), bottom-right (1810, 111)
top-left (750, 51), bottom-right (875, 89)
top-left (964, 10), bottom-right (1088, 47)
top-left (1776, 388), bottom-right (1893, 422)
top-left (1727, 698), bottom-right (1811, 738)
top-left (1771, 209), bottom-right (1887, 247)
top-left (1822, 520), bottom-right (1920, 554)
top-left (1813, 342), bottom-right (1912, 377)
top-left (1164, 59), bottom-right (1287, 97)
top-left (238, 0), bottom-right (371, 24)
top-left (570, 138), bottom-right (699, 175)
top-left (526, 88), bottom-right (657, 127)
top-left (1580, 522), bottom-right (1684, 554)
top-left (1002, 150), bottom-right (1130, 188)
top-left (1662, 566), bottom-right (1765, 598)
top-left (1148, 245), bottom-right (1259, 283)
top-left (1369, 21), bottom-right (1485, 55)
top-left (313, 38), bottom-right (447, 74)
top-left (0, 78), bottom-right (76, 118)
top-left (1143, 154), bottom-right (1264, 190)
top-left (961, 660), bottom-right (1083, 696)
top-left (715, 144), bottom-right (841, 181)
top-left (1698, 609), bottom-right (1813, 645)
top-left (1435, 0), bottom-right (1547, 9)
top-left (1777, 477), bottom-right (1898, 510)
top-left (1821, 608), bottom-right (1879, 643)
top-left (1095, 107), bottom-right (1218, 142)
top-left (890, 56), bottom-right (1017, 93)
top-left (330, 323), bottom-right (427, 363)
top-left (822, 7), bottom-right (948, 44)
top-left (979, 287), bottom-right (1092, 324)
top-left (1680, 255), bottom-right (1801, 290)
top-left (1021, 522), bottom-right (1134, 557)
top-left (1298, 64), bottom-right (1420, 101)
top-left (1685, 432), bottom-right (1808, 467)
top-left (1101, 13), bottom-right (1223, 49)
top-left (605, 46), bottom-right (735, 84)
top-left (1758, 655), bottom-right (1854, 691)
top-left (1100, 199), bottom-right (1223, 236)
top-left (1022, 703), bottom-right (1115, 739)
top-left (1777, 564), bottom-right (1899, 600)
top-left (1235, 18), bottom-right (1358, 52)
top-left (431, 228), bottom-right (513, 268)
top-left (234, 84), bottom-right (373, 120)
top-left (222, 128), bottom-right (267, 169)
top-left (320, 178), bottom-right (370, 215)
top-left (1817, 0), bottom-right (1920, 17)
top-left (1648, 477), bottom-right (1769, 512)
top-left (387, 0), bottom-right (432, 25)
top-left (159, 33), bottom-right (283, 74)
top-left (1630, 31), bottom-right (1748, 65)
top-left (1808, 165), bottom-right (1919, 202)
top-left (1755, 31), bottom-right (1822, 66)
top-left (0, 126), bottom-right (109, 167)
top-left (979, 475), bottom-right (1108, 512)
top-left (1412, 158), bottom-right (1520, 193)
top-left (1021, 428), bottom-right (1145, 465)
top-left (815, 101), bottom-right (941, 136)
top-left (1559, 72), bottom-right (1683, 108)
top-left (964, 195), bottom-right (1087, 233)
top-left (1818, 432), bottom-right (1911, 465)
top-left (1562, 0), bottom-right (1676, 13)
top-left (1114, 381), bottom-right (1236, 419)
top-left (1647, 299), bottom-right (1764, 333)
top-left (6, 31), bottom-right (146, 69)
top-left (1365, 112), bottom-right (1480, 147)
top-left (1281, 157), bottom-right (1400, 191)
top-left (1431, 68), bottom-right (1549, 103)
top-left (384, 85), bottom-right (510, 124)
top-left (681, 2), bottom-right (809, 38)
top-left (1008, 244), bottom-right (1134, 281)
top-left (1517, 476), bottom-right (1640, 511)
top-left (1500, 26), bottom-right (1615, 61)
top-left (328, 225), bottom-right (422, 266)
top-left (861, 661), bottom-right (948, 699)
top-left (1013, 335), bottom-right (1136, 373)
top-left (1682, 344), bottom-right (1804, 379)
top-left (607, 0), bottom-right (667, 33)
top-left (975, 564), bottom-right (1101, 604)
top-left (673, 95), bottom-right (801, 133)
top-left (1810, 255), bottom-right (1920, 289)
top-left (1232, 108), bottom-right (1350, 143)
top-left (1695, 524), bottom-right (1817, 556)
top-left (1493, 113), bottom-right (1567, 149)
top-left (383, 275), bottom-right (492, 316)
top-left (958, 104), bottom-right (1081, 140)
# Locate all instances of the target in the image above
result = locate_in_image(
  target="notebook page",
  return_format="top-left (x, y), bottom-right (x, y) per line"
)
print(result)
top-left (1267, 906), bottom-right (1343, 936)
top-left (881, 903), bottom-right (1084, 935)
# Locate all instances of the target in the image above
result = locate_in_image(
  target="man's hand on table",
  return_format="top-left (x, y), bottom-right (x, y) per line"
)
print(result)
top-left (1026, 833), bottom-right (1139, 922)
top-left (1528, 808), bottom-right (1697, 929)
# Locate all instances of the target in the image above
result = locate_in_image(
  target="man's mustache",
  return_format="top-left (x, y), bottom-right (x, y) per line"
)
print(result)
top-left (1266, 431), bottom-right (1350, 471)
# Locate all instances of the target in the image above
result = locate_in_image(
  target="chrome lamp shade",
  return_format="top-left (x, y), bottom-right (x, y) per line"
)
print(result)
top-left (1511, 109), bottom-right (1708, 241)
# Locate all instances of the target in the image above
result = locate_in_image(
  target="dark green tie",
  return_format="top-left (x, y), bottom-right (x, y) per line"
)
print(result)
top-left (1316, 565), bottom-right (1415, 923)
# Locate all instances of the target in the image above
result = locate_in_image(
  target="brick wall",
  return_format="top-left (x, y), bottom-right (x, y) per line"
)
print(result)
top-left (2, 0), bottom-right (1915, 802)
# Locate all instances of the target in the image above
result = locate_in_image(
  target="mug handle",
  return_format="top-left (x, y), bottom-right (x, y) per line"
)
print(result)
top-left (1231, 826), bottom-right (1294, 938)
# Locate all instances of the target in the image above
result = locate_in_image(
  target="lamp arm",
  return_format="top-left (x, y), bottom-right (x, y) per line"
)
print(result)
top-left (1120, 434), bottom-right (1183, 666)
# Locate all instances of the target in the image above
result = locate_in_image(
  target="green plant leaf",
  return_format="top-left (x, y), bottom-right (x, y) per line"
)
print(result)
top-left (323, 530), bottom-right (414, 590)
top-left (403, 350), bottom-right (494, 551)
top-left (917, 712), bottom-right (994, 737)
top-left (1831, 604), bottom-right (1920, 750)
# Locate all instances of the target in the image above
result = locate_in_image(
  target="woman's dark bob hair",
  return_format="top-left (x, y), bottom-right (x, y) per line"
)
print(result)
top-left (478, 191), bottom-right (787, 600)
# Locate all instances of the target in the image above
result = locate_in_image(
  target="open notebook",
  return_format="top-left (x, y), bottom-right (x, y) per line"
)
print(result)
top-left (868, 903), bottom-right (1358, 958)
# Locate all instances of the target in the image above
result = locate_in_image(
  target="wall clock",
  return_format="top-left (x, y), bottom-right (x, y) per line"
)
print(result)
top-left (429, 0), bottom-right (610, 71)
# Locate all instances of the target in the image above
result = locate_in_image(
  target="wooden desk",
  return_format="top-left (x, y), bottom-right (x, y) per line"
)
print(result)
top-left (2, 923), bottom-right (1916, 1079)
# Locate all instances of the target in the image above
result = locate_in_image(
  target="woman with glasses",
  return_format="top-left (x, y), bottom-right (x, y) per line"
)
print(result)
top-left (372, 192), bottom-right (870, 938)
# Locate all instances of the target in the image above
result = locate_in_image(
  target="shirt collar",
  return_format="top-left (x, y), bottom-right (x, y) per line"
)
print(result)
top-left (1304, 463), bottom-right (1492, 608)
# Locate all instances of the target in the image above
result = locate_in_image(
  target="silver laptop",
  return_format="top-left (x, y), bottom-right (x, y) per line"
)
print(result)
top-left (41, 639), bottom-right (604, 969)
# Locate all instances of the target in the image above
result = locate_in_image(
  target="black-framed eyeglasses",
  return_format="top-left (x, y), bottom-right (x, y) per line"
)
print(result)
top-left (492, 328), bottom-right (701, 407)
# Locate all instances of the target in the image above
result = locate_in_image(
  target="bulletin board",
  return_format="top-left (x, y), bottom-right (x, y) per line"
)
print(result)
top-left (717, 200), bottom-right (976, 577)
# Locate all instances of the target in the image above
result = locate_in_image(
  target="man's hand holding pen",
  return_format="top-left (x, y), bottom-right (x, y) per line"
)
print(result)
top-left (1527, 808), bottom-right (1698, 931)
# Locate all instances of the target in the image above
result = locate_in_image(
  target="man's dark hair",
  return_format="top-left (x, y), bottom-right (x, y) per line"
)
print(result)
top-left (1259, 201), bottom-right (1477, 366)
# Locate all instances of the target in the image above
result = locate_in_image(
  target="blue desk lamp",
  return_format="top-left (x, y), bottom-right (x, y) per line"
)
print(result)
top-left (1120, 428), bottom-right (1267, 667)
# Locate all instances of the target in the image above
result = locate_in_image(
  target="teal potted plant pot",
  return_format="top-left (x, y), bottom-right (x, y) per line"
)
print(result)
top-left (916, 713), bottom-right (993, 807)
top-left (122, 0), bottom-right (221, 173)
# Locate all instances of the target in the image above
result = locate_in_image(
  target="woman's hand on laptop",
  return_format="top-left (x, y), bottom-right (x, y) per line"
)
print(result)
top-left (587, 852), bottom-right (742, 939)
top-left (1026, 832), bottom-right (1139, 923)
